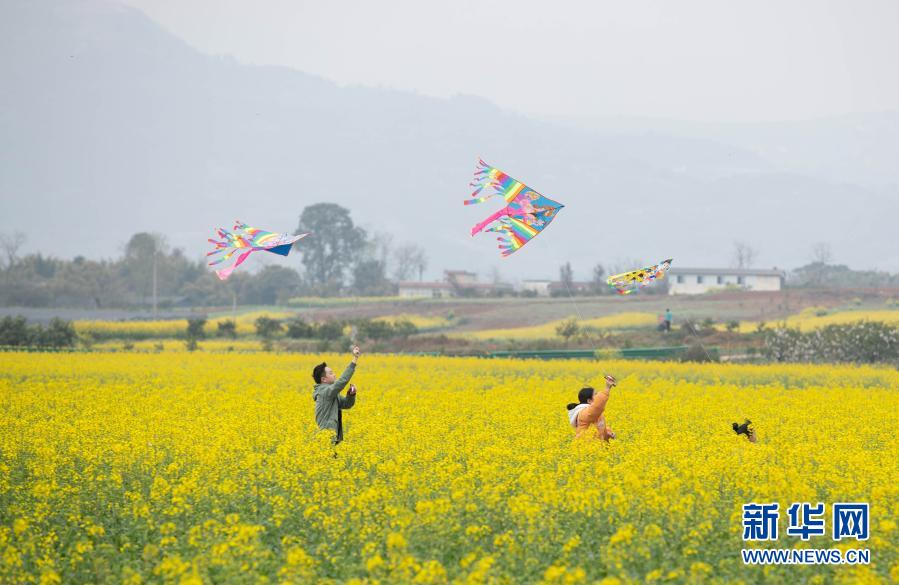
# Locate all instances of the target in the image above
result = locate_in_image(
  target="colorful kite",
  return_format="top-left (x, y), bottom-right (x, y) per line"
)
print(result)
top-left (607, 258), bottom-right (673, 295)
top-left (207, 221), bottom-right (309, 280)
top-left (465, 159), bottom-right (564, 257)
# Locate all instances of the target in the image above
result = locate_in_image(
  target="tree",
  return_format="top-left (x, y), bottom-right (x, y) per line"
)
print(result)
top-left (217, 320), bottom-right (237, 339)
top-left (0, 315), bottom-right (31, 346)
top-left (412, 247), bottom-right (428, 282)
top-left (315, 320), bottom-right (344, 341)
top-left (241, 266), bottom-right (301, 305)
top-left (369, 232), bottom-right (394, 272)
top-left (255, 316), bottom-right (283, 339)
top-left (352, 259), bottom-right (394, 296)
top-left (811, 242), bottom-right (833, 265)
top-left (41, 318), bottom-right (77, 348)
top-left (393, 243), bottom-right (427, 282)
top-left (0, 231), bottom-right (26, 269)
top-left (559, 262), bottom-right (574, 291)
top-left (295, 204), bottom-right (367, 295)
top-left (556, 317), bottom-right (580, 342)
top-left (732, 241), bottom-right (756, 269)
top-left (286, 317), bottom-right (315, 339)
top-left (186, 317), bottom-right (207, 340)
top-left (591, 264), bottom-right (606, 295)
top-left (123, 232), bottom-right (168, 312)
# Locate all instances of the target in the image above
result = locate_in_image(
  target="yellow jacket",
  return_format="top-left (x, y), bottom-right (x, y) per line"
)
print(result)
top-left (573, 389), bottom-right (614, 440)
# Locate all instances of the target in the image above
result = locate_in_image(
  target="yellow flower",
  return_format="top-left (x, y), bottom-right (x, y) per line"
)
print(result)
top-left (12, 518), bottom-right (28, 536)
top-left (365, 554), bottom-right (385, 573)
top-left (38, 569), bottom-right (62, 585)
top-left (1, 351), bottom-right (897, 583)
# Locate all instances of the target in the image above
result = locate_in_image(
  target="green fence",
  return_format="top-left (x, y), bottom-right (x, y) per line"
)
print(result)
top-left (487, 346), bottom-right (719, 361)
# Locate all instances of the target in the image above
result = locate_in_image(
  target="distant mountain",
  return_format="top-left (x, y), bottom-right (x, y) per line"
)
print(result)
top-left (577, 111), bottom-right (899, 188)
top-left (2, 0), bottom-right (896, 281)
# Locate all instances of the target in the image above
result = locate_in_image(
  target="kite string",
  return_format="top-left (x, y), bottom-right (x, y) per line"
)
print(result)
top-left (560, 279), bottom-right (598, 385)
top-left (684, 319), bottom-right (715, 363)
top-left (564, 277), bottom-right (715, 365)
top-left (561, 278), bottom-right (586, 323)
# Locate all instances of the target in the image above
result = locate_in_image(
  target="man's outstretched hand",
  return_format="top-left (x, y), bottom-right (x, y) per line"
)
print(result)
top-left (604, 374), bottom-right (617, 390)
top-left (352, 345), bottom-right (361, 362)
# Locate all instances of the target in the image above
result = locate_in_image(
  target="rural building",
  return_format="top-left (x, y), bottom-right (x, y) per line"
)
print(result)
top-left (521, 280), bottom-right (552, 296)
top-left (668, 267), bottom-right (784, 295)
top-left (398, 270), bottom-right (512, 298)
top-left (397, 281), bottom-right (454, 299)
top-left (520, 280), bottom-right (593, 297)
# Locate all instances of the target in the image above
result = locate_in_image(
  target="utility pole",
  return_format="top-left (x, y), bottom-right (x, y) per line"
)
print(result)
top-left (152, 246), bottom-right (158, 317)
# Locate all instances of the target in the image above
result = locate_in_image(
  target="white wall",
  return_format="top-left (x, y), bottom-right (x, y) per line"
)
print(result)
top-left (744, 275), bottom-right (782, 291)
top-left (521, 281), bottom-right (552, 296)
top-left (668, 273), bottom-right (781, 295)
top-left (398, 287), bottom-right (451, 298)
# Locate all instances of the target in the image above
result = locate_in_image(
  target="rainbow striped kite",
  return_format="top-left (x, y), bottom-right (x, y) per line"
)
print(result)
top-left (207, 220), bottom-right (309, 280)
top-left (465, 159), bottom-right (564, 257)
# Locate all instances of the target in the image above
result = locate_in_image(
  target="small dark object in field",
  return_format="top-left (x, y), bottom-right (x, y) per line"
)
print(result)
top-left (732, 419), bottom-right (756, 442)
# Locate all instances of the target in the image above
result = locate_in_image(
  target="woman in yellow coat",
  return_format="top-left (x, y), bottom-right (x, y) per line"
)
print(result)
top-left (567, 375), bottom-right (617, 440)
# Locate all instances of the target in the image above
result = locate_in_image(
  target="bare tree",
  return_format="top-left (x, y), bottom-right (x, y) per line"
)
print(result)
top-left (559, 262), bottom-right (574, 290)
top-left (488, 266), bottom-right (502, 284)
top-left (393, 243), bottom-right (427, 282)
top-left (411, 247), bottom-right (428, 282)
top-left (591, 263), bottom-right (606, 294)
top-left (368, 231), bottom-right (394, 269)
top-left (811, 242), bottom-right (833, 265)
top-left (732, 241), bottom-right (757, 269)
top-left (0, 231), bottom-right (26, 269)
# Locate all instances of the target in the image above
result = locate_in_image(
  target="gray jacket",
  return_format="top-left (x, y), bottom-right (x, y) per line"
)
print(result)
top-left (312, 361), bottom-right (356, 432)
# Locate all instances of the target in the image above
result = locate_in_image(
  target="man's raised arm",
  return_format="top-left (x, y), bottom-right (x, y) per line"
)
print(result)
top-left (322, 346), bottom-right (361, 401)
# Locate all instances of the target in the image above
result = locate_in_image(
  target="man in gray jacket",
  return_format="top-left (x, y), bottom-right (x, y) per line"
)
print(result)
top-left (312, 345), bottom-right (360, 445)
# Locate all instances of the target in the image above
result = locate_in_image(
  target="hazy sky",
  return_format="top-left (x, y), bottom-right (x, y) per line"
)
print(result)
top-left (119, 0), bottom-right (899, 123)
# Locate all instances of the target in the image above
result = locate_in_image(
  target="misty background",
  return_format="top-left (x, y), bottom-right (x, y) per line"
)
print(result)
top-left (2, 0), bottom-right (898, 289)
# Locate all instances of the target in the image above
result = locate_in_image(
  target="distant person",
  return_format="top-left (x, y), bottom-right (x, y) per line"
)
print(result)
top-left (566, 375), bottom-right (617, 441)
top-left (312, 345), bottom-right (360, 446)
top-left (664, 308), bottom-right (673, 332)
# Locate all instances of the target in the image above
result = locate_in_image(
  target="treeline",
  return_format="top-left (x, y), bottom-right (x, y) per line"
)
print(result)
top-left (0, 313), bottom-right (418, 349)
top-left (189, 315), bottom-right (419, 342)
top-left (0, 204), bottom-right (427, 309)
top-left (764, 321), bottom-right (898, 364)
top-left (0, 316), bottom-right (77, 348)
top-left (787, 262), bottom-right (899, 288)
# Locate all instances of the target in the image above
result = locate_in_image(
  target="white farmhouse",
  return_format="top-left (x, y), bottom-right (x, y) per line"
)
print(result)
top-left (521, 280), bottom-right (553, 297)
top-left (398, 270), bottom-right (512, 298)
top-left (397, 281), bottom-right (454, 299)
top-left (668, 267), bottom-right (784, 295)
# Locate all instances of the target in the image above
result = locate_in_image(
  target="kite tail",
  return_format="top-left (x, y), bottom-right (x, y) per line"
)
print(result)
top-left (470, 207), bottom-right (510, 236)
top-left (215, 250), bottom-right (253, 281)
top-left (485, 223), bottom-right (519, 257)
top-left (464, 159), bottom-right (499, 205)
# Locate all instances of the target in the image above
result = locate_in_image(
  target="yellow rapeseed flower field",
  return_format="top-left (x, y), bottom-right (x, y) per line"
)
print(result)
top-left (1, 353), bottom-right (897, 583)
top-left (460, 312), bottom-right (658, 340)
top-left (75, 311), bottom-right (297, 340)
top-left (373, 314), bottom-right (455, 331)
top-left (91, 339), bottom-right (264, 352)
top-left (719, 308), bottom-right (899, 334)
